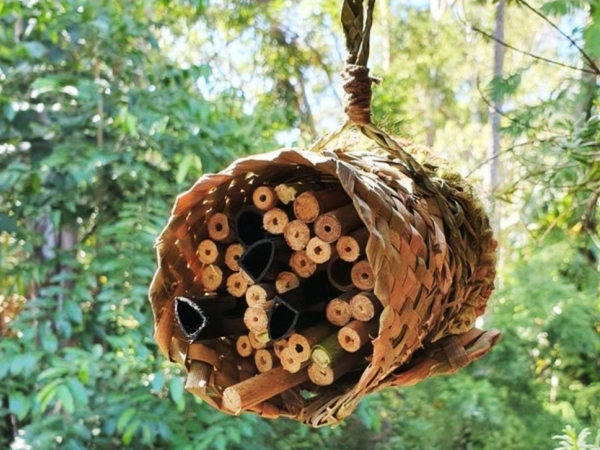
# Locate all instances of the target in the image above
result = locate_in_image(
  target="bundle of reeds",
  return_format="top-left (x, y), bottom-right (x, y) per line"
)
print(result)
top-left (148, 130), bottom-right (500, 426)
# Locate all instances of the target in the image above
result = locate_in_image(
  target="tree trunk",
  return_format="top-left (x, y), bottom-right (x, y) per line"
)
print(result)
top-left (489, 0), bottom-right (506, 232)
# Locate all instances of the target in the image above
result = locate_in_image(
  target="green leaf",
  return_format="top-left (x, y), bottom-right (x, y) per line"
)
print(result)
top-left (40, 323), bottom-right (59, 353)
top-left (169, 377), bottom-right (185, 412)
top-left (23, 41), bottom-right (46, 59)
top-left (64, 300), bottom-right (83, 324)
top-left (56, 384), bottom-right (75, 414)
top-left (3, 102), bottom-right (16, 121)
top-left (117, 407), bottom-right (137, 432)
top-left (0, 212), bottom-right (18, 234)
top-left (122, 418), bottom-right (141, 445)
top-left (9, 392), bottom-right (30, 420)
top-left (10, 353), bottom-right (40, 376)
top-left (65, 377), bottom-right (89, 406)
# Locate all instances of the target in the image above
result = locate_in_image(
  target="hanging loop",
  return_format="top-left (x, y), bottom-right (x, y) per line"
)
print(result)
top-left (341, 0), bottom-right (379, 126)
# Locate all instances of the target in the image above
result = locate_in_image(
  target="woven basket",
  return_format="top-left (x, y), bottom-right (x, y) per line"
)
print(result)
top-left (149, 131), bottom-right (500, 426)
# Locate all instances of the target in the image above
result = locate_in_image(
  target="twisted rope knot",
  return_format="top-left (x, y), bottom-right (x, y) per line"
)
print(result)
top-left (342, 61), bottom-right (381, 126)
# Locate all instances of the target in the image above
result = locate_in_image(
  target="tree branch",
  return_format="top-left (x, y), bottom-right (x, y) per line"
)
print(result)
top-left (469, 24), bottom-right (599, 75)
top-left (516, 0), bottom-right (600, 75)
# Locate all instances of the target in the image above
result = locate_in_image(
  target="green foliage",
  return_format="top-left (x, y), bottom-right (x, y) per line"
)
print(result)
top-left (553, 426), bottom-right (600, 450)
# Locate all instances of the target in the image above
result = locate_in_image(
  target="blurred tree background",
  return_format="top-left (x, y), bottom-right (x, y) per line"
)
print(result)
top-left (0, 0), bottom-right (599, 448)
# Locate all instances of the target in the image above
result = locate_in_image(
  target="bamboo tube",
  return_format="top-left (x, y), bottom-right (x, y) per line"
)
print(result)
top-left (263, 207), bottom-right (290, 235)
top-left (327, 258), bottom-right (355, 291)
top-left (350, 259), bottom-right (375, 290)
top-left (275, 272), bottom-right (300, 294)
top-left (226, 272), bottom-right (250, 298)
top-left (248, 330), bottom-right (269, 349)
top-left (246, 283), bottom-right (277, 307)
top-left (255, 348), bottom-right (279, 372)
top-left (288, 322), bottom-right (336, 363)
top-left (275, 183), bottom-right (313, 205)
top-left (308, 347), bottom-right (370, 386)
top-left (207, 213), bottom-right (234, 243)
top-left (185, 360), bottom-right (212, 390)
top-left (197, 239), bottom-right (225, 265)
top-left (252, 186), bottom-right (279, 211)
top-left (235, 206), bottom-right (268, 247)
top-left (338, 320), bottom-right (378, 352)
top-left (174, 297), bottom-right (246, 341)
top-left (325, 290), bottom-right (358, 327)
top-left (236, 335), bottom-right (253, 357)
top-left (201, 264), bottom-right (230, 292)
top-left (225, 243), bottom-right (244, 271)
top-left (244, 300), bottom-right (275, 333)
top-left (289, 250), bottom-right (317, 278)
top-left (349, 292), bottom-right (383, 322)
top-left (283, 220), bottom-right (311, 251)
top-left (293, 186), bottom-right (349, 223)
top-left (306, 237), bottom-right (335, 264)
top-left (336, 227), bottom-right (369, 262)
top-left (187, 341), bottom-right (221, 367)
top-left (222, 365), bottom-right (309, 414)
top-left (273, 339), bottom-right (288, 358)
top-left (279, 347), bottom-right (305, 373)
top-left (310, 334), bottom-right (345, 368)
top-left (239, 238), bottom-right (291, 283)
top-left (314, 203), bottom-right (362, 244)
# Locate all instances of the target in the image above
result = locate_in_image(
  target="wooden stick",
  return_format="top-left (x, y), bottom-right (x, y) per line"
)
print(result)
top-left (327, 258), bottom-right (355, 291)
top-left (279, 347), bottom-right (305, 373)
top-left (255, 348), bottom-right (279, 372)
top-left (288, 322), bottom-right (336, 363)
top-left (325, 290), bottom-right (358, 326)
top-left (293, 186), bottom-right (349, 223)
top-left (226, 272), bottom-right (250, 298)
top-left (350, 259), bottom-right (375, 290)
top-left (306, 237), bottom-right (335, 264)
top-left (314, 203), bottom-right (362, 244)
top-left (275, 271), bottom-right (300, 294)
top-left (252, 186), bottom-right (279, 211)
top-left (222, 365), bottom-right (309, 414)
top-left (283, 220), bottom-right (311, 251)
top-left (235, 206), bottom-right (268, 247)
top-left (308, 347), bottom-right (369, 386)
top-left (207, 213), bottom-right (234, 243)
top-left (197, 239), bottom-right (225, 265)
top-left (310, 334), bottom-right (345, 368)
top-left (246, 283), bottom-right (277, 307)
top-left (336, 227), bottom-right (369, 262)
top-left (289, 250), bottom-right (317, 278)
top-left (243, 300), bottom-right (275, 332)
top-left (187, 341), bottom-right (221, 367)
top-left (225, 243), bottom-right (244, 271)
top-left (350, 292), bottom-right (383, 322)
top-left (200, 264), bottom-right (229, 291)
top-left (338, 320), bottom-right (378, 352)
top-left (239, 238), bottom-right (291, 283)
top-left (275, 183), bottom-right (314, 205)
top-left (263, 207), bottom-right (290, 235)
top-left (185, 360), bottom-right (212, 390)
top-left (248, 330), bottom-right (269, 349)
top-left (236, 335), bottom-right (254, 357)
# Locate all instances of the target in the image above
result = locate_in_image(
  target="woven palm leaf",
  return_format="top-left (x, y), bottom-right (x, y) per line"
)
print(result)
top-left (148, 128), bottom-right (500, 427)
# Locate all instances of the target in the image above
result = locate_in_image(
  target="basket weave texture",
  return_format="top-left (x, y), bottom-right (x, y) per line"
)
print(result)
top-left (149, 135), bottom-right (500, 427)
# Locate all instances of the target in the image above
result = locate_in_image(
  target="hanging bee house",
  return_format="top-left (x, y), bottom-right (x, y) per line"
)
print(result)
top-left (148, 0), bottom-right (500, 427)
